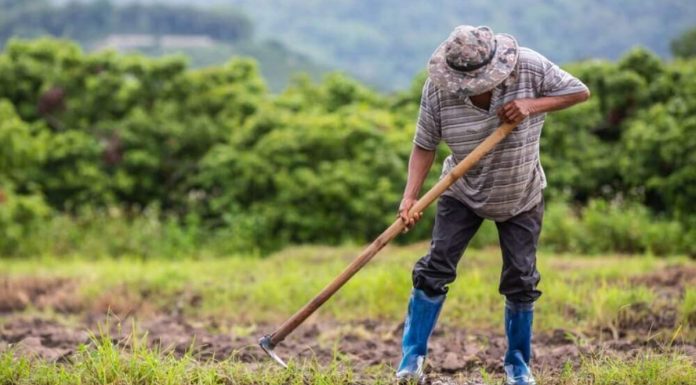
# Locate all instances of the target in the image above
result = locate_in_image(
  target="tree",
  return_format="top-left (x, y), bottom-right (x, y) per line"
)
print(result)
top-left (671, 26), bottom-right (696, 58)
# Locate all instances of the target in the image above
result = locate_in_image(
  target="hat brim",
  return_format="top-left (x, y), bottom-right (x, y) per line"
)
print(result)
top-left (428, 33), bottom-right (519, 97)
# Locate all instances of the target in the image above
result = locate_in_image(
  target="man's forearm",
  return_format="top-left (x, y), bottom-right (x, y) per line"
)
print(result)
top-left (499, 90), bottom-right (590, 123)
top-left (531, 90), bottom-right (590, 114)
top-left (403, 144), bottom-right (437, 199)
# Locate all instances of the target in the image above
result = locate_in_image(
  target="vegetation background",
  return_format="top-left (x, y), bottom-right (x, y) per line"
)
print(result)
top-left (46, 0), bottom-right (696, 90)
top-left (1, 0), bottom-right (695, 259)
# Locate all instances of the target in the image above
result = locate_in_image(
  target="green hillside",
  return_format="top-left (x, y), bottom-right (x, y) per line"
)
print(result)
top-left (3, 0), bottom-right (325, 91)
top-left (68, 0), bottom-right (696, 90)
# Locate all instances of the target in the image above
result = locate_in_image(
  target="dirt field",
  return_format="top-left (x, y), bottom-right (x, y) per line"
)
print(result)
top-left (2, 315), bottom-right (695, 381)
top-left (1, 263), bottom-right (695, 384)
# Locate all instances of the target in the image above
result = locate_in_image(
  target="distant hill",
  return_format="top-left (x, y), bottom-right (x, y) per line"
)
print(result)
top-left (3, 0), bottom-right (325, 91)
top-left (66, 0), bottom-right (696, 91)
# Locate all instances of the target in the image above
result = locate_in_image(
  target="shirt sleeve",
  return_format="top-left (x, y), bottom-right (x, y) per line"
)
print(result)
top-left (536, 54), bottom-right (589, 97)
top-left (412, 78), bottom-right (441, 151)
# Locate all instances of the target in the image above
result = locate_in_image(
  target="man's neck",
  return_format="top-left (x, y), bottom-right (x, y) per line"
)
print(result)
top-left (469, 91), bottom-right (493, 111)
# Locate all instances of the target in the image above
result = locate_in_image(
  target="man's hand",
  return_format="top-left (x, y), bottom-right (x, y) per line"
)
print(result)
top-left (498, 98), bottom-right (536, 124)
top-left (398, 196), bottom-right (422, 233)
top-left (497, 91), bottom-right (591, 124)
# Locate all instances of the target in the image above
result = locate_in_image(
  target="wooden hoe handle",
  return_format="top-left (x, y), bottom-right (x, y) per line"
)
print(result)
top-left (262, 122), bottom-right (517, 350)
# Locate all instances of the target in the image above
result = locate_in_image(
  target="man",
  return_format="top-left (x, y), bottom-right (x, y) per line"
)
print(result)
top-left (396, 25), bottom-right (590, 385)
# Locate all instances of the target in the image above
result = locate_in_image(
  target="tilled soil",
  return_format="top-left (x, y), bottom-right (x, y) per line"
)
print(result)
top-left (2, 314), bottom-right (694, 384)
top-left (1, 265), bottom-right (695, 383)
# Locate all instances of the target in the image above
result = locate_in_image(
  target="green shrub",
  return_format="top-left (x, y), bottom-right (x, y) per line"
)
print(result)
top-left (542, 199), bottom-right (687, 256)
top-left (6, 206), bottom-right (260, 259)
top-left (539, 199), bottom-right (584, 253)
top-left (0, 185), bottom-right (51, 256)
top-left (0, 40), bottom-right (694, 258)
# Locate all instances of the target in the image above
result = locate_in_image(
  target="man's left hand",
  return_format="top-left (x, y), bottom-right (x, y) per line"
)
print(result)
top-left (498, 99), bottom-right (536, 124)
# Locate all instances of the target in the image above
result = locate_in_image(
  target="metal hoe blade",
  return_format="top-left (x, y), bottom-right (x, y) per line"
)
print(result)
top-left (259, 335), bottom-right (288, 368)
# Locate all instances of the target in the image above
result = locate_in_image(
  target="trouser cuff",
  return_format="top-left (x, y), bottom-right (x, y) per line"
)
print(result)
top-left (505, 299), bottom-right (534, 312)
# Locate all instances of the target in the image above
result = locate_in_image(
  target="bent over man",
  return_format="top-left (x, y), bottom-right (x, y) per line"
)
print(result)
top-left (396, 25), bottom-right (590, 385)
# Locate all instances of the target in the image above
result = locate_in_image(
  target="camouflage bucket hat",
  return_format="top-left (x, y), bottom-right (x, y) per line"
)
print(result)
top-left (428, 25), bottom-right (519, 96)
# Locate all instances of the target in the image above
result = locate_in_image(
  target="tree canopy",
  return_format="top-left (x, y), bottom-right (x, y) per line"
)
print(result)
top-left (1, 39), bottom-right (694, 257)
top-left (671, 26), bottom-right (696, 59)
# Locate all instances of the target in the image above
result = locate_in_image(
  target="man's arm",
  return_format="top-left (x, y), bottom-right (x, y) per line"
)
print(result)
top-left (398, 144), bottom-right (437, 231)
top-left (498, 90), bottom-right (590, 123)
top-left (500, 51), bottom-right (591, 123)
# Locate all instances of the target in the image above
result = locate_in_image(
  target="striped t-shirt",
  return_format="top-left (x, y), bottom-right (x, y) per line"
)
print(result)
top-left (414, 47), bottom-right (588, 221)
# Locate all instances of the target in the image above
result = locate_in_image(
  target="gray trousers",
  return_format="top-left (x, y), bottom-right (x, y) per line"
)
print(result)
top-left (412, 195), bottom-right (543, 303)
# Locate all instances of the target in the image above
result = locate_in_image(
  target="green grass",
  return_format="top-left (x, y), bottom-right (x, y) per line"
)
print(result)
top-left (681, 288), bottom-right (696, 326)
top-left (2, 244), bottom-right (693, 335)
top-left (0, 331), bottom-right (395, 385)
top-left (553, 353), bottom-right (696, 385)
top-left (1, 339), bottom-right (694, 385)
top-left (1, 245), bottom-right (695, 384)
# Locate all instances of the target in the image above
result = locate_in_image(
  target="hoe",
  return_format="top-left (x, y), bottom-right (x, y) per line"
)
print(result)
top-left (259, 121), bottom-right (517, 367)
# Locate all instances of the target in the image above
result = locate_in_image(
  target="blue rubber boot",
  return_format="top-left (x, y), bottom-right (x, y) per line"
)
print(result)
top-left (396, 289), bottom-right (445, 383)
top-left (504, 301), bottom-right (536, 385)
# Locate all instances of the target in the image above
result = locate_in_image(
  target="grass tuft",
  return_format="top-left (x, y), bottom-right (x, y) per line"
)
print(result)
top-left (681, 288), bottom-right (696, 328)
top-left (556, 352), bottom-right (696, 385)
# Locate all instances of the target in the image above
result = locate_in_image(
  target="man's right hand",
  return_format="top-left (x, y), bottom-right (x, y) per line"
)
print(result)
top-left (398, 196), bottom-right (423, 233)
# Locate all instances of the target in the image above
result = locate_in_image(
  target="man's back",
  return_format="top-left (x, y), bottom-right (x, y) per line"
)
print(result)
top-left (413, 47), bottom-right (588, 221)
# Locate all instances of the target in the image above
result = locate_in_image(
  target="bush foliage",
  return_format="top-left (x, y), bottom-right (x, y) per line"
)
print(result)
top-left (0, 39), bottom-right (694, 257)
